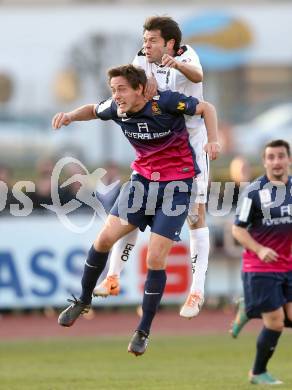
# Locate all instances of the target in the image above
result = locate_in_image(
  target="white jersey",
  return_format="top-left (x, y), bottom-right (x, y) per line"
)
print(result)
top-left (133, 44), bottom-right (205, 137)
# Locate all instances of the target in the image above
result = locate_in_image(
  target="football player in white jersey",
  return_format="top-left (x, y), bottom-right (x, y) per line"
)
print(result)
top-left (94, 16), bottom-right (220, 318)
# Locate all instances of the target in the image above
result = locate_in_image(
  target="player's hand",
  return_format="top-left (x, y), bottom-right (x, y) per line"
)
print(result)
top-left (257, 246), bottom-right (278, 263)
top-left (161, 54), bottom-right (179, 69)
top-left (52, 112), bottom-right (72, 130)
top-left (144, 76), bottom-right (158, 100)
top-left (204, 142), bottom-right (221, 160)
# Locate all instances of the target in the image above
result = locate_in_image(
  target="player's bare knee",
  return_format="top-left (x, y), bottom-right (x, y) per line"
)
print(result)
top-left (94, 231), bottom-right (114, 252)
top-left (187, 212), bottom-right (205, 229)
top-left (187, 214), bottom-right (199, 227)
top-left (264, 314), bottom-right (285, 332)
top-left (265, 322), bottom-right (284, 332)
top-left (187, 203), bottom-right (206, 229)
top-left (272, 322), bottom-right (284, 332)
top-left (146, 255), bottom-right (165, 270)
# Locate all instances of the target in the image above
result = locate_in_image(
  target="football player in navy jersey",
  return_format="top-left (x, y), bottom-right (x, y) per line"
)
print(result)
top-left (52, 64), bottom-right (218, 356)
top-left (94, 16), bottom-right (221, 319)
top-left (231, 140), bottom-right (292, 385)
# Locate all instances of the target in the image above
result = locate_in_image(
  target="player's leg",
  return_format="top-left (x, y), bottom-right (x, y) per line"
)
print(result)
top-left (128, 178), bottom-right (192, 355)
top-left (93, 228), bottom-right (139, 297)
top-left (249, 308), bottom-right (284, 385)
top-left (128, 232), bottom-right (172, 356)
top-left (247, 273), bottom-right (285, 385)
top-left (283, 271), bottom-right (292, 327)
top-left (58, 215), bottom-right (137, 327)
top-left (230, 296), bottom-right (250, 338)
top-left (94, 174), bottom-right (145, 297)
top-left (180, 202), bottom-right (208, 318)
top-left (230, 269), bottom-right (292, 337)
top-left (231, 273), bottom-right (259, 338)
top-left (180, 132), bottom-right (209, 318)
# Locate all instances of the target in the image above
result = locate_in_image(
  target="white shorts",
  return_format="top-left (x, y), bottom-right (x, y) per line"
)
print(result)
top-left (189, 129), bottom-right (209, 204)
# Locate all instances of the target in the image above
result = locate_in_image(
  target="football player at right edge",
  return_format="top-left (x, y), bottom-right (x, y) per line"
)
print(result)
top-left (94, 16), bottom-right (220, 318)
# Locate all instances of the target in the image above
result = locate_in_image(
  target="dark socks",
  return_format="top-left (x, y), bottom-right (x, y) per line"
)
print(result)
top-left (137, 269), bottom-right (167, 335)
top-left (79, 246), bottom-right (109, 304)
top-left (252, 327), bottom-right (281, 375)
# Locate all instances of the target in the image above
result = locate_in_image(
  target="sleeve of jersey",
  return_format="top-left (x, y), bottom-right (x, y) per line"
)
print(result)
top-left (163, 91), bottom-right (199, 116)
top-left (95, 98), bottom-right (115, 121)
top-left (234, 191), bottom-right (254, 227)
top-left (132, 55), bottom-right (140, 66)
top-left (132, 55), bottom-right (148, 74)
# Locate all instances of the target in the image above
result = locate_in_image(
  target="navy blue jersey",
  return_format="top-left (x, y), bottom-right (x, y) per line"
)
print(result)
top-left (95, 90), bottom-right (200, 181)
top-left (235, 175), bottom-right (292, 272)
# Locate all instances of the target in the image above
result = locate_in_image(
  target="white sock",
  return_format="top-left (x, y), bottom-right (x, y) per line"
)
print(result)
top-left (107, 229), bottom-right (139, 276)
top-left (189, 227), bottom-right (209, 295)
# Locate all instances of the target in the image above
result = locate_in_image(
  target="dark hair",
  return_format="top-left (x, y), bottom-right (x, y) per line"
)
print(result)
top-left (108, 64), bottom-right (147, 90)
top-left (264, 139), bottom-right (291, 157)
top-left (143, 16), bottom-right (182, 52)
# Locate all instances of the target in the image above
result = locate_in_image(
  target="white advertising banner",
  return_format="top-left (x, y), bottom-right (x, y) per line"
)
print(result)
top-left (0, 215), bottom-right (193, 309)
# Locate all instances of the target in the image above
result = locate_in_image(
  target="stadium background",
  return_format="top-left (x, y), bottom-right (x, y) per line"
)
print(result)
top-left (0, 1), bottom-right (292, 389)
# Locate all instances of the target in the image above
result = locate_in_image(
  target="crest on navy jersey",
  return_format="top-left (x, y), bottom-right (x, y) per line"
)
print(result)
top-left (151, 101), bottom-right (161, 115)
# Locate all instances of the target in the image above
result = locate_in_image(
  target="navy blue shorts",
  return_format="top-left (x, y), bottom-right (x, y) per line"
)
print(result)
top-left (110, 173), bottom-right (193, 241)
top-left (243, 271), bottom-right (292, 319)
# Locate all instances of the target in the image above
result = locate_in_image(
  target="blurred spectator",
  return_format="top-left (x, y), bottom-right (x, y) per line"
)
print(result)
top-left (229, 155), bottom-right (252, 208)
top-left (218, 121), bottom-right (234, 155)
top-left (31, 158), bottom-right (69, 212)
top-left (95, 161), bottom-right (121, 213)
top-left (31, 158), bottom-right (55, 210)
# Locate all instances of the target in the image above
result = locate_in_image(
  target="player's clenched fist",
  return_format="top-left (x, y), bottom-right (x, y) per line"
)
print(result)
top-left (52, 112), bottom-right (72, 130)
top-left (161, 54), bottom-right (178, 69)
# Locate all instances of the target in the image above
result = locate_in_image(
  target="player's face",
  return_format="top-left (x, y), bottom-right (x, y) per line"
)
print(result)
top-left (110, 76), bottom-right (144, 113)
top-left (263, 146), bottom-right (291, 181)
top-left (143, 30), bottom-right (170, 63)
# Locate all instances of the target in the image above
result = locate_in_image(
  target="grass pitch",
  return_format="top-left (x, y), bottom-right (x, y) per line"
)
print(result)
top-left (1, 333), bottom-right (292, 390)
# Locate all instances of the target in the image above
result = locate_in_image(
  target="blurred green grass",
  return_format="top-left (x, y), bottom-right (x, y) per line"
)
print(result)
top-left (1, 334), bottom-right (291, 390)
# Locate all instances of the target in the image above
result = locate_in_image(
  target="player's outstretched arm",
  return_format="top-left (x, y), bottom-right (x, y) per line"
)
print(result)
top-left (52, 104), bottom-right (97, 130)
top-left (232, 225), bottom-right (278, 263)
top-left (195, 101), bottom-right (220, 160)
